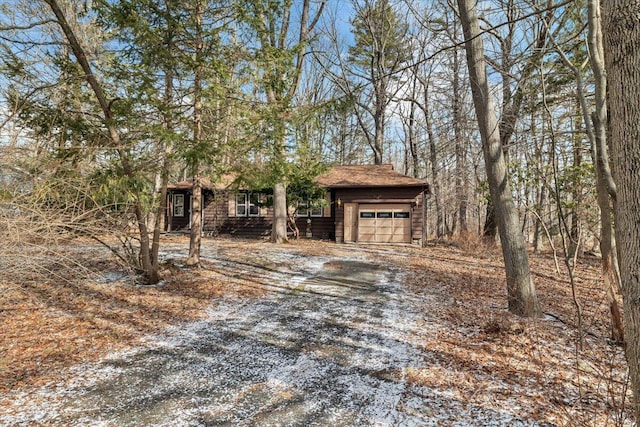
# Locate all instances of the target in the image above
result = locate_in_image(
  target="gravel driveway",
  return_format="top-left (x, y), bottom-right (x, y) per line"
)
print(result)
top-left (3, 241), bottom-right (541, 426)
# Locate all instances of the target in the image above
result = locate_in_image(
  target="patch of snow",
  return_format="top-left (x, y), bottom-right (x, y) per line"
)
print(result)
top-left (95, 271), bottom-right (131, 284)
top-left (0, 243), bottom-right (565, 426)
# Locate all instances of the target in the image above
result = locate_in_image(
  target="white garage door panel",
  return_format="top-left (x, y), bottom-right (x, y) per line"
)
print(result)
top-left (357, 204), bottom-right (411, 243)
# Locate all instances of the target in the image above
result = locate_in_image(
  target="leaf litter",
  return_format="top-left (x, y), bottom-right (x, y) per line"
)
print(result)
top-left (0, 236), bottom-right (634, 426)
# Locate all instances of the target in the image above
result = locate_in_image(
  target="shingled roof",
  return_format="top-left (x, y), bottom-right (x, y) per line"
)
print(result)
top-left (315, 164), bottom-right (427, 188)
top-left (167, 174), bottom-right (236, 191)
top-left (170, 166), bottom-right (428, 191)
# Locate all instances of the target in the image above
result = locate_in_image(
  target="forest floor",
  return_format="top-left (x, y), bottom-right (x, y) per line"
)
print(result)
top-left (0, 235), bottom-right (634, 426)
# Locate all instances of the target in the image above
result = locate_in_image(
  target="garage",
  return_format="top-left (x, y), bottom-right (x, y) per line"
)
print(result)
top-left (314, 164), bottom-right (429, 244)
top-left (357, 204), bottom-right (412, 243)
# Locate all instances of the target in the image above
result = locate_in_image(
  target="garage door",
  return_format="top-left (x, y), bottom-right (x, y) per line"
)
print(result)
top-left (358, 204), bottom-right (412, 243)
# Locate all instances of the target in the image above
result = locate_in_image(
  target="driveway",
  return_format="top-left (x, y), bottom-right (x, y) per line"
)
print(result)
top-left (3, 241), bottom-right (539, 426)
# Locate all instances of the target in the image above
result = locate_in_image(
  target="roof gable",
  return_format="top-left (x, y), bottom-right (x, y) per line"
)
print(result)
top-left (315, 164), bottom-right (427, 188)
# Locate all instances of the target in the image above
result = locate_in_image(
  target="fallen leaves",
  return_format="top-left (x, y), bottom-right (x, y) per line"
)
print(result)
top-left (0, 235), bottom-right (634, 425)
top-left (383, 241), bottom-right (632, 426)
top-left (0, 237), bottom-right (264, 395)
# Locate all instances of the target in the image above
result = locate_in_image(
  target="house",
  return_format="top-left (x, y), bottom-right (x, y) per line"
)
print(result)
top-left (166, 164), bottom-right (429, 244)
top-left (166, 174), bottom-right (276, 238)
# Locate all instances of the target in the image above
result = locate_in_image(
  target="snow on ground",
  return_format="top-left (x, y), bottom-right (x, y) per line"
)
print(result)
top-left (2, 242), bottom-right (549, 426)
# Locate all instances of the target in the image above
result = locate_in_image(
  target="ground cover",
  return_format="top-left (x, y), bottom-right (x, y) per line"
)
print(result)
top-left (0, 236), bottom-right (633, 425)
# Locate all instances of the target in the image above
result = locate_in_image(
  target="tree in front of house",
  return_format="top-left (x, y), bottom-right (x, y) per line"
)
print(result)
top-left (40, 0), bottom-right (167, 284)
top-left (237, 0), bottom-right (326, 244)
top-left (284, 162), bottom-right (328, 239)
top-left (237, 159), bottom-right (328, 240)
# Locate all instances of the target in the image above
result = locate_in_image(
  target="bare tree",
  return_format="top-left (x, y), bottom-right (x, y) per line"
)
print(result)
top-left (547, 0), bottom-right (624, 342)
top-left (587, 0), bottom-right (623, 342)
top-left (456, 0), bottom-right (541, 317)
top-left (480, 0), bottom-right (554, 240)
top-left (333, 0), bottom-right (410, 164)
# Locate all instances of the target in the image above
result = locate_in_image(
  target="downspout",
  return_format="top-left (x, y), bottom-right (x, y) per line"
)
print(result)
top-left (422, 185), bottom-right (428, 247)
top-left (167, 191), bottom-right (173, 232)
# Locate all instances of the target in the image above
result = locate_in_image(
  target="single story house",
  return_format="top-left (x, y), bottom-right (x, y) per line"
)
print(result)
top-left (166, 164), bottom-right (430, 244)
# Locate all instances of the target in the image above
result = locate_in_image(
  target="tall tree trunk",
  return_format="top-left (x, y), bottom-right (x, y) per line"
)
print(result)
top-left (531, 108), bottom-right (546, 253)
top-left (407, 70), bottom-right (419, 177)
top-left (555, 0), bottom-right (626, 341)
top-left (424, 86), bottom-right (444, 238)
top-left (44, 0), bottom-right (159, 284)
top-left (186, 176), bottom-right (202, 265)
top-left (373, 109), bottom-right (384, 164)
top-left (589, 0), bottom-right (617, 200)
top-left (597, 169), bottom-right (624, 342)
top-left (604, 1), bottom-right (640, 418)
top-left (272, 181), bottom-right (288, 243)
top-left (151, 0), bottom-right (176, 272)
top-left (457, 0), bottom-right (541, 317)
top-left (587, 0), bottom-right (623, 343)
top-left (452, 28), bottom-right (467, 234)
top-left (482, 1), bottom-right (553, 238)
top-left (533, 185), bottom-right (547, 253)
top-left (483, 199), bottom-right (497, 240)
top-left (252, 0), bottom-right (324, 244)
top-left (568, 115), bottom-right (582, 259)
top-left (187, 0), bottom-right (204, 266)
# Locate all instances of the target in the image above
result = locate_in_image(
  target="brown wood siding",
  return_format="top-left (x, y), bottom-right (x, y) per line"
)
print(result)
top-left (335, 205), bottom-right (344, 242)
top-left (202, 190), bottom-right (227, 233)
top-left (167, 185), bottom-right (424, 243)
top-left (294, 217), bottom-right (334, 240)
top-left (335, 187), bottom-right (423, 202)
top-left (411, 198), bottom-right (423, 242)
top-left (217, 217), bottom-right (273, 238)
top-left (203, 190), bottom-right (273, 237)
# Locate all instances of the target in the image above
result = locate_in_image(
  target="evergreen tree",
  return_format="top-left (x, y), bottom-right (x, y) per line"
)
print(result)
top-left (237, 0), bottom-right (326, 243)
top-left (346, 0), bottom-right (410, 164)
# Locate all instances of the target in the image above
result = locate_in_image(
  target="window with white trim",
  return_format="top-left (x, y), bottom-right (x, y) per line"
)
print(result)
top-left (173, 194), bottom-right (185, 217)
top-left (310, 205), bottom-right (323, 217)
top-left (297, 201), bottom-right (309, 217)
top-left (248, 193), bottom-right (260, 216)
top-left (236, 192), bottom-right (262, 217)
top-left (236, 193), bottom-right (247, 216)
top-left (297, 200), bottom-right (322, 217)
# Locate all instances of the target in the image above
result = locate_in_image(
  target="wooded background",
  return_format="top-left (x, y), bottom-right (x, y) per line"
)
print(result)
top-left (2, 0), bottom-right (640, 418)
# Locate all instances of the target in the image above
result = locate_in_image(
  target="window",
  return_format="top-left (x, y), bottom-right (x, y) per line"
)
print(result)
top-left (297, 201), bottom-right (309, 217)
top-left (310, 206), bottom-right (323, 217)
top-left (173, 194), bottom-right (185, 217)
top-left (297, 200), bottom-right (323, 217)
top-left (360, 211), bottom-right (375, 219)
top-left (235, 192), bottom-right (262, 217)
top-left (394, 212), bottom-right (410, 218)
top-left (236, 193), bottom-right (247, 216)
top-left (376, 212), bottom-right (393, 218)
top-left (248, 193), bottom-right (260, 217)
